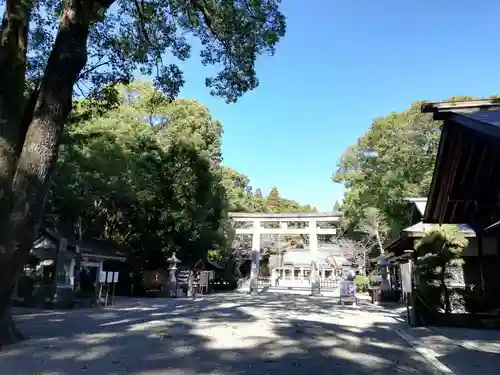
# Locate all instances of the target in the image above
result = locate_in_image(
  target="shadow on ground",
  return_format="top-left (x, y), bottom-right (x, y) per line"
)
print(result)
top-left (0, 293), bottom-right (455, 374)
top-left (403, 324), bottom-right (500, 374)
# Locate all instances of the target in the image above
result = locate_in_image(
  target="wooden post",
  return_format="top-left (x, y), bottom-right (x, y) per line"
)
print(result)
top-left (471, 220), bottom-right (486, 297)
top-left (98, 282), bottom-right (103, 303)
top-left (410, 248), bottom-right (418, 326)
top-left (74, 218), bottom-right (83, 294)
top-left (105, 275), bottom-right (110, 307)
top-left (249, 220), bottom-right (261, 295)
top-left (309, 219), bottom-right (321, 296)
top-left (111, 276), bottom-right (116, 306)
top-left (476, 231), bottom-right (485, 296)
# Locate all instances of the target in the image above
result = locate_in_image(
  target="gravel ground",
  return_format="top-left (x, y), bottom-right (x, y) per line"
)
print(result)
top-left (1, 293), bottom-right (444, 375)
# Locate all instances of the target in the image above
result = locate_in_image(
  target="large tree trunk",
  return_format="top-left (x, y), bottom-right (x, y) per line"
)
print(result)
top-left (0, 0), bottom-right (33, 348)
top-left (0, 0), bottom-right (96, 346)
top-left (0, 0), bottom-right (31, 205)
top-left (0, 301), bottom-right (24, 348)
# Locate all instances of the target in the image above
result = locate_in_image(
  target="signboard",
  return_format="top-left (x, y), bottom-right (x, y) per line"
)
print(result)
top-left (339, 280), bottom-right (356, 302)
top-left (99, 271), bottom-right (107, 283)
top-left (100, 271), bottom-right (119, 283)
top-left (200, 271), bottom-right (209, 287)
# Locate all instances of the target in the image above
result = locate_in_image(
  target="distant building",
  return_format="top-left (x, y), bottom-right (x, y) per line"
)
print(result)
top-left (269, 244), bottom-right (351, 282)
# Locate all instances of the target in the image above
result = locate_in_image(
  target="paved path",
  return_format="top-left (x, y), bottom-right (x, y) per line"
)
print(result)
top-left (2, 294), bottom-right (445, 375)
top-left (402, 325), bottom-right (500, 375)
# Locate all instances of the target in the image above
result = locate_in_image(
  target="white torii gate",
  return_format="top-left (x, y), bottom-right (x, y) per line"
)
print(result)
top-left (229, 212), bottom-right (342, 295)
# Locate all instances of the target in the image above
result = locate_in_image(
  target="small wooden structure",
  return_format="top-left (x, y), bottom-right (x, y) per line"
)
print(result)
top-left (193, 258), bottom-right (225, 273)
top-left (16, 221), bottom-right (127, 308)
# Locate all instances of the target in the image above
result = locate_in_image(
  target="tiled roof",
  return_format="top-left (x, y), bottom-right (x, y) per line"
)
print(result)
top-left (282, 247), bottom-right (350, 267)
top-left (403, 222), bottom-right (475, 237)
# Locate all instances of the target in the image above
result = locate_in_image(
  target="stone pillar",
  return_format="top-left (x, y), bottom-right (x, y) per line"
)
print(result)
top-left (278, 222), bottom-right (287, 267)
top-left (74, 246), bottom-right (81, 294)
top-left (309, 220), bottom-right (321, 296)
top-left (69, 258), bottom-right (76, 287)
top-left (249, 220), bottom-right (261, 295)
top-left (166, 253), bottom-right (181, 297)
top-left (379, 255), bottom-right (391, 292)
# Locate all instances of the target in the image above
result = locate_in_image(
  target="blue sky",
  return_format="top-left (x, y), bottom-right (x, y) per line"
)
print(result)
top-left (176, 0), bottom-right (500, 211)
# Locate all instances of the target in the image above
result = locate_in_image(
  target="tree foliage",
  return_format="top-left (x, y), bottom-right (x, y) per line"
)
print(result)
top-left (221, 174), bottom-right (315, 214)
top-left (0, 0), bottom-right (286, 344)
top-left (49, 82), bottom-right (228, 268)
top-left (333, 96), bottom-right (497, 240)
top-left (25, 0), bottom-right (287, 103)
top-left (333, 101), bottom-right (441, 236)
top-left (47, 81), bottom-right (315, 274)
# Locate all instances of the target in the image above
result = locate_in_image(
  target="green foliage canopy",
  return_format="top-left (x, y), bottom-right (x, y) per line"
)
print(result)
top-left (333, 96), bottom-right (495, 239)
top-left (48, 81), bottom-right (314, 270)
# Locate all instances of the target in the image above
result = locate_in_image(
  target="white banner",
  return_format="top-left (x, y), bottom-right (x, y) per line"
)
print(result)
top-left (99, 271), bottom-right (107, 283)
top-left (200, 271), bottom-right (207, 286)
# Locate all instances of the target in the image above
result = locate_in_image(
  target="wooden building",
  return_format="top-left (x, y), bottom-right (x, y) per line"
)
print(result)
top-left (16, 221), bottom-right (127, 308)
top-left (269, 244), bottom-right (349, 286)
top-left (409, 99), bottom-right (500, 324)
top-left (386, 198), bottom-right (476, 307)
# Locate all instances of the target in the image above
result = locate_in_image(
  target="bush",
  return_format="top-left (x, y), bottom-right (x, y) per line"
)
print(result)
top-left (355, 275), bottom-right (369, 292)
top-left (368, 271), bottom-right (382, 287)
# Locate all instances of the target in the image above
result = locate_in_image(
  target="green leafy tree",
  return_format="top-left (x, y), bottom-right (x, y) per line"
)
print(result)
top-left (333, 102), bottom-right (441, 235)
top-left (50, 83), bottom-right (229, 266)
top-left (48, 81), bottom-right (316, 292)
top-left (266, 186), bottom-right (281, 212)
top-left (333, 97), bottom-right (485, 238)
top-left (0, 0), bottom-right (286, 343)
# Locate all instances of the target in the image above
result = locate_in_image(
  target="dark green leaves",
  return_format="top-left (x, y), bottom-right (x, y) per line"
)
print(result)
top-left (49, 82), bottom-right (229, 267)
top-left (25, 0), bottom-right (285, 103)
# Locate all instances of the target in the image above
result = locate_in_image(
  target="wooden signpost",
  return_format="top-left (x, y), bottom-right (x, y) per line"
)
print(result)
top-left (99, 271), bottom-right (119, 306)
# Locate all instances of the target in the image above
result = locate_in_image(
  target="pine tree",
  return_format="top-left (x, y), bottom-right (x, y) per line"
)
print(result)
top-left (266, 187), bottom-right (281, 212)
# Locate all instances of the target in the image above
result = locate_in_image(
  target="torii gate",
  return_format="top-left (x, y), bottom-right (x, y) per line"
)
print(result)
top-left (228, 212), bottom-right (342, 295)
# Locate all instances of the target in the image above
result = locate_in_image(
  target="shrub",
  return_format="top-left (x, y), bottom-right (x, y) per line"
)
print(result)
top-left (414, 225), bottom-right (468, 315)
top-left (355, 275), bottom-right (369, 292)
top-left (368, 271), bottom-right (382, 287)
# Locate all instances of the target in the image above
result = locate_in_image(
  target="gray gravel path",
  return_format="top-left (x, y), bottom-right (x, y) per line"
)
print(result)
top-left (1, 293), bottom-right (443, 375)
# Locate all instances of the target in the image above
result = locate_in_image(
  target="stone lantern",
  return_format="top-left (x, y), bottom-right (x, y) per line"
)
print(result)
top-left (378, 254), bottom-right (391, 292)
top-left (345, 269), bottom-right (357, 281)
top-left (166, 252), bottom-right (181, 297)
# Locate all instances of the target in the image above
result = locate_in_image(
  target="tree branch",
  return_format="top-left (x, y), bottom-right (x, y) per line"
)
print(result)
top-left (132, 0), bottom-right (162, 78)
top-left (77, 58), bottom-right (110, 81)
